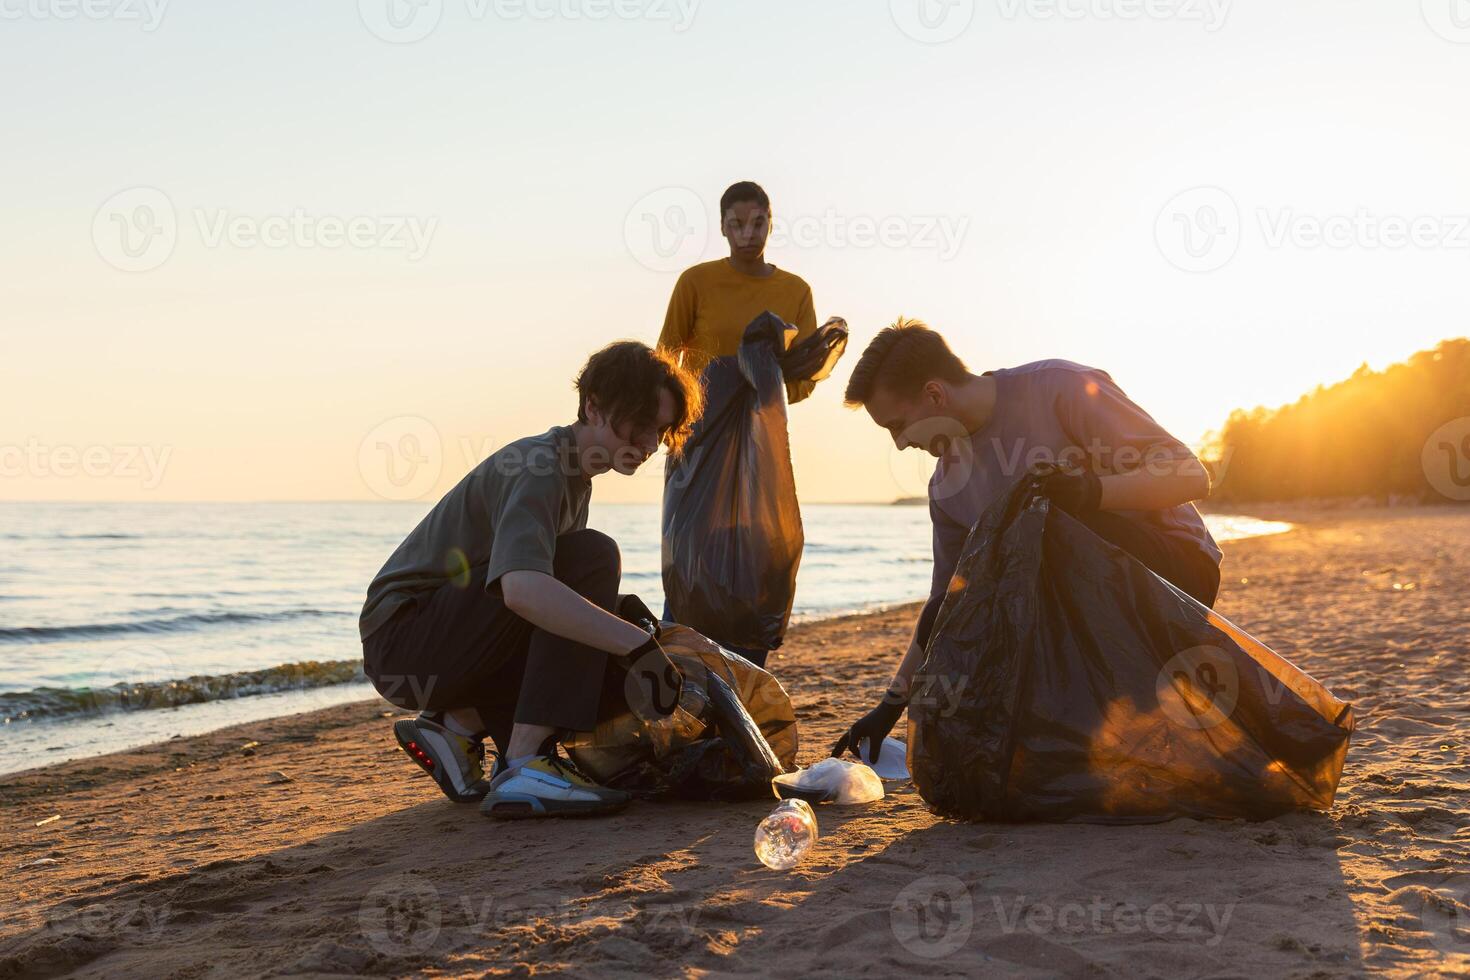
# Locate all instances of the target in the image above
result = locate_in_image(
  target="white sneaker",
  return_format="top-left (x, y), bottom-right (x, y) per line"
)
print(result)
top-left (394, 716), bottom-right (496, 803)
top-left (479, 751), bottom-right (631, 819)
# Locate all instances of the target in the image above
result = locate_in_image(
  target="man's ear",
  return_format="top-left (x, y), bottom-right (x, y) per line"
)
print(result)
top-left (584, 397), bottom-right (604, 427)
top-left (923, 380), bottom-right (948, 408)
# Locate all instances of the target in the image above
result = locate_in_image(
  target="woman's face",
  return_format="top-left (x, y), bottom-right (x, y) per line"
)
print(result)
top-left (722, 200), bottom-right (770, 259)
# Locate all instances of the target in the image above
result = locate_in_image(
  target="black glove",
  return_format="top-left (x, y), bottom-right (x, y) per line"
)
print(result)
top-left (622, 632), bottom-right (683, 722)
top-left (831, 690), bottom-right (907, 764)
top-left (1033, 467), bottom-right (1102, 517)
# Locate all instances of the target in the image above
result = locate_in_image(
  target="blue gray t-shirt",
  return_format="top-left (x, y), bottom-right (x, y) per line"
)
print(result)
top-left (927, 360), bottom-right (1221, 605)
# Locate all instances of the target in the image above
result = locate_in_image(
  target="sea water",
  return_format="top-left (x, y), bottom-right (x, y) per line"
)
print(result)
top-left (0, 502), bottom-right (1289, 774)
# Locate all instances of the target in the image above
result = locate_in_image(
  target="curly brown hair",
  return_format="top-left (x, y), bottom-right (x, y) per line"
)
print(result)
top-left (575, 341), bottom-right (704, 456)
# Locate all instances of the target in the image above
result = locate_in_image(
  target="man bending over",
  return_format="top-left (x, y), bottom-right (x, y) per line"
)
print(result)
top-left (833, 319), bottom-right (1221, 762)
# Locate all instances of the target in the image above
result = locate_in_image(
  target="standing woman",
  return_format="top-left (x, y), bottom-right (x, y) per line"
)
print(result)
top-left (658, 182), bottom-right (819, 405)
top-left (657, 181), bottom-right (843, 668)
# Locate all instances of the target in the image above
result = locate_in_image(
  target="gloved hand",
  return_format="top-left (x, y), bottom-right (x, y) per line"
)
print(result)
top-left (831, 690), bottom-right (907, 764)
top-left (1033, 466), bottom-right (1103, 517)
top-left (622, 632), bottom-right (683, 722)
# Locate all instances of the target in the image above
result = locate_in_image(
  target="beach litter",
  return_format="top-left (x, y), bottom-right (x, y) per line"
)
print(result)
top-left (772, 757), bottom-right (884, 805)
top-left (754, 798), bottom-right (818, 870)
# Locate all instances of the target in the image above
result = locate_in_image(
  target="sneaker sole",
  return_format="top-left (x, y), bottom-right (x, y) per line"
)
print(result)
top-left (393, 719), bottom-right (486, 804)
top-left (479, 792), bottom-right (630, 820)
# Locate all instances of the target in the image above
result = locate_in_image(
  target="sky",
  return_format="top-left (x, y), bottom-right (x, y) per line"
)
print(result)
top-left (3, 0), bottom-right (1469, 503)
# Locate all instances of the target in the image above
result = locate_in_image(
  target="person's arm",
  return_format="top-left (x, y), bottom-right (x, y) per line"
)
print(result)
top-left (657, 270), bottom-right (697, 364)
top-left (784, 284), bottom-right (819, 404)
top-left (1053, 369), bottom-right (1211, 511)
top-left (832, 499), bottom-right (965, 761)
top-left (501, 570), bottom-right (650, 655)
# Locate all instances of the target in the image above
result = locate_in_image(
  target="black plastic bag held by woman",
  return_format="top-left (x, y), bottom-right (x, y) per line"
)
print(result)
top-left (662, 312), bottom-right (848, 653)
top-left (909, 472), bottom-right (1354, 824)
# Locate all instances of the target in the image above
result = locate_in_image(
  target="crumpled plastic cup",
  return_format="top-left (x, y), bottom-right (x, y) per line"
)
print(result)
top-left (771, 757), bottom-right (885, 805)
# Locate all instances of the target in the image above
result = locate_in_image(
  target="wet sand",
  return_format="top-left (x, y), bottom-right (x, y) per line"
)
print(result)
top-left (3, 508), bottom-right (1468, 978)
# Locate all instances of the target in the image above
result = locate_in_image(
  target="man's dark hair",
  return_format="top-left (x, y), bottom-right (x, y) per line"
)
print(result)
top-left (843, 317), bottom-right (970, 407)
top-left (720, 181), bottom-right (770, 219)
top-left (575, 341), bottom-right (704, 455)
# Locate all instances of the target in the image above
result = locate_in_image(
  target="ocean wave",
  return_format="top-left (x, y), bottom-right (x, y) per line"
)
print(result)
top-left (0, 608), bottom-right (351, 644)
top-left (0, 659), bottom-right (366, 723)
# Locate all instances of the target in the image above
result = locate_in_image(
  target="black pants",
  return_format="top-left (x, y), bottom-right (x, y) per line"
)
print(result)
top-left (916, 509), bottom-right (1221, 650)
top-left (362, 529), bottom-right (623, 758)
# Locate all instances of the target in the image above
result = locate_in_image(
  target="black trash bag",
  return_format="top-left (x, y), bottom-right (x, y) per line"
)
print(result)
top-left (662, 312), bottom-right (848, 652)
top-left (563, 623), bottom-right (800, 801)
top-left (910, 472), bottom-right (1355, 824)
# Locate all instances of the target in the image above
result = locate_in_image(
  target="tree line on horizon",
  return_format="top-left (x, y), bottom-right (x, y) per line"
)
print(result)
top-left (1203, 337), bottom-right (1470, 504)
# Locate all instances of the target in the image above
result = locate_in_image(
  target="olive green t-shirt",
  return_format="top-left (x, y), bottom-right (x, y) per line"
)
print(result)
top-left (359, 425), bottom-right (591, 640)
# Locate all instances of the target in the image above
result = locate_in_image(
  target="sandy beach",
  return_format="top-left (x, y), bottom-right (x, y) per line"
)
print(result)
top-left (3, 508), bottom-right (1468, 978)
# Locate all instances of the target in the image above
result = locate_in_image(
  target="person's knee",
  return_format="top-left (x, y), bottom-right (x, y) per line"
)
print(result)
top-left (557, 529), bottom-right (621, 583)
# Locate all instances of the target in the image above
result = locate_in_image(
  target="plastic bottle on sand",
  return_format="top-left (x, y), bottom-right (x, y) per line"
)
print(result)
top-left (753, 798), bottom-right (818, 870)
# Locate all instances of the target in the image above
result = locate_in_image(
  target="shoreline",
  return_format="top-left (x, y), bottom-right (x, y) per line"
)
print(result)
top-left (0, 512), bottom-right (1295, 776)
top-left (5, 508), bottom-right (1470, 975)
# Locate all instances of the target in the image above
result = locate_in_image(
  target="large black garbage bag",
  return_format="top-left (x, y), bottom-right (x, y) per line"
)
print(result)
top-left (562, 624), bottom-right (799, 801)
top-left (910, 474), bottom-right (1355, 823)
top-left (662, 312), bottom-right (848, 652)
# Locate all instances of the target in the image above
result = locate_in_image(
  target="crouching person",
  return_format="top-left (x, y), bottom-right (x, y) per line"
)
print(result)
top-left (360, 341), bottom-right (703, 818)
